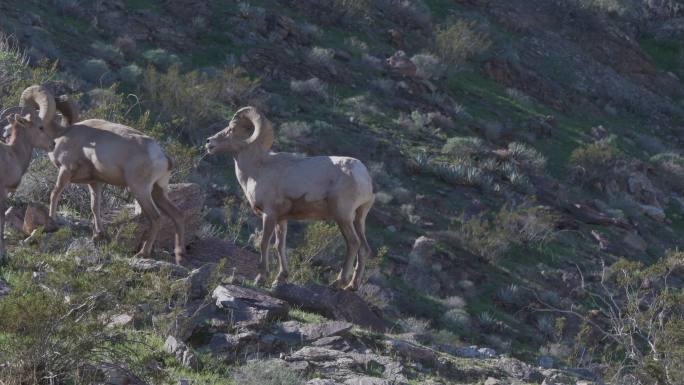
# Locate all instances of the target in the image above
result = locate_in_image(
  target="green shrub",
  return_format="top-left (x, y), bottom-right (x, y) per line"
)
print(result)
top-left (91, 42), bottom-right (124, 65)
top-left (289, 222), bottom-right (343, 284)
top-left (142, 48), bottom-right (180, 69)
top-left (569, 135), bottom-right (623, 184)
top-left (81, 58), bottom-right (112, 84)
top-left (412, 53), bottom-right (446, 80)
top-left (434, 20), bottom-right (491, 68)
top-left (233, 360), bottom-right (304, 385)
top-left (442, 136), bottom-right (487, 157)
top-left (118, 64), bottom-right (143, 84)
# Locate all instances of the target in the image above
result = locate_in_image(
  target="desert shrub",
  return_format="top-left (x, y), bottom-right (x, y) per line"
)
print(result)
top-left (233, 360), bottom-right (304, 385)
top-left (434, 20), bottom-right (491, 68)
top-left (455, 204), bottom-right (557, 262)
top-left (555, 253), bottom-right (684, 384)
top-left (442, 136), bottom-right (487, 157)
top-left (307, 46), bottom-right (336, 72)
top-left (507, 142), bottom-right (547, 172)
top-left (289, 222), bottom-right (344, 284)
top-left (81, 58), bottom-right (113, 84)
top-left (399, 317), bottom-right (431, 334)
top-left (477, 311), bottom-right (500, 332)
top-left (0, 33), bottom-right (29, 93)
top-left (497, 284), bottom-right (526, 308)
top-left (569, 135), bottom-right (624, 184)
top-left (412, 53), bottom-right (446, 80)
top-left (279, 121), bottom-right (312, 142)
top-left (114, 35), bottom-right (137, 58)
top-left (650, 152), bottom-right (684, 190)
top-left (90, 42), bottom-right (124, 65)
top-left (142, 48), bottom-right (179, 70)
top-left (142, 65), bottom-right (258, 143)
top-left (290, 77), bottom-right (329, 99)
top-left (441, 308), bottom-right (471, 330)
top-left (118, 64), bottom-right (143, 84)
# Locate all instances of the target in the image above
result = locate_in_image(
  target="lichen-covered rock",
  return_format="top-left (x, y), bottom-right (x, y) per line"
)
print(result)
top-left (212, 284), bottom-right (289, 329)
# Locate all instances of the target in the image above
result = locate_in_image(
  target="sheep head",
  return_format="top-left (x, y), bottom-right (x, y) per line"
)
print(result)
top-left (19, 85), bottom-right (57, 137)
top-left (0, 106), bottom-right (55, 151)
top-left (205, 106), bottom-right (274, 155)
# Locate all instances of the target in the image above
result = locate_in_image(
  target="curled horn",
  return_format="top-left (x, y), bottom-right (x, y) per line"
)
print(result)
top-left (55, 95), bottom-right (80, 125)
top-left (19, 85), bottom-right (56, 126)
top-left (235, 106), bottom-right (274, 151)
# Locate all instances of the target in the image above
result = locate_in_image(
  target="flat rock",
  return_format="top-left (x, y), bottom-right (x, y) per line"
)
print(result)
top-left (272, 283), bottom-right (389, 332)
top-left (384, 339), bottom-right (437, 366)
top-left (0, 278), bottom-right (10, 298)
top-left (344, 377), bottom-right (391, 385)
top-left (212, 285), bottom-right (289, 329)
top-left (129, 258), bottom-right (189, 278)
top-left (273, 320), bottom-right (353, 343)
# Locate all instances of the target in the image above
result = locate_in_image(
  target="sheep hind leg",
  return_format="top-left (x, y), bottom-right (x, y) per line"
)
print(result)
top-left (331, 217), bottom-right (360, 289)
top-left (49, 167), bottom-right (72, 220)
top-left (255, 213), bottom-right (276, 286)
top-left (0, 187), bottom-right (7, 263)
top-left (152, 184), bottom-right (186, 265)
top-left (272, 220), bottom-right (289, 287)
top-left (345, 200), bottom-right (373, 291)
top-left (131, 185), bottom-right (161, 259)
top-left (88, 183), bottom-right (108, 243)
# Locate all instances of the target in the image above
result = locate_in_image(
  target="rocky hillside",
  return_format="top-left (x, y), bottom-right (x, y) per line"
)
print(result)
top-left (1, 0), bottom-right (683, 384)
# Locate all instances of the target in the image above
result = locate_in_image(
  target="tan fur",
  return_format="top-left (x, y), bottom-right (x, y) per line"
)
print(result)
top-left (206, 107), bottom-right (374, 290)
top-left (21, 85), bottom-right (186, 264)
top-left (0, 106), bottom-right (55, 262)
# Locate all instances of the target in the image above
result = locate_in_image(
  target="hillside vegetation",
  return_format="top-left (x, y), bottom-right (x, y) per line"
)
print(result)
top-left (1, 1), bottom-right (684, 384)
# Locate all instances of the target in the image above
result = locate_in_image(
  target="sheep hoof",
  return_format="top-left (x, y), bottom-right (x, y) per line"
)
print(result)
top-left (254, 273), bottom-right (266, 287)
top-left (343, 283), bottom-right (359, 292)
top-left (175, 251), bottom-right (187, 265)
top-left (92, 232), bottom-right (109, 244)
top-left (271, 274), bottom-right (288, 288)
top-left (329, 278), bottom-right (346, 290)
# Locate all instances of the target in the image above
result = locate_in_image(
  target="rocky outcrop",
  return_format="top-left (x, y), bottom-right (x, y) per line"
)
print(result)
top-left (272, 283), bottom-right (389, 332)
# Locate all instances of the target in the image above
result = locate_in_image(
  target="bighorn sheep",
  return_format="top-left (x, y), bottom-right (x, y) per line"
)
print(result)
top-left (205, 107), bottom-right (374, 290)
top-left (19, 85), bottom-right (186, 264)
top-left (0, 106), bottom-right (55, 261)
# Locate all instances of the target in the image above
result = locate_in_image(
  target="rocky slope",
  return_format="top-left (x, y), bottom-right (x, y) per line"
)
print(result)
top-left (1, 0), bottom-right (684, 384)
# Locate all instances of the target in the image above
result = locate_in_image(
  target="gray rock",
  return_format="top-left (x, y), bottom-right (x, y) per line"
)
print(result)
top-left (272, 283), bottom-right (388, 332)
top-left (343, 377), bottom-right (390, 385)
top-left (164, 335), bottom-right (199, 370)
top-left (623, 231), bottom-right (647, 252)
top-left (539, 355), bottom-right (554, 369)
top-left (129, 258), bottom-right (189, 278)
top-left (384, 339), bottom-right (436, 366)
top-left (451, 345), bottom-right (497, 359)
top-left (186, 263), bottom-right (217, 300)
top-left (408, 236), bottom-right (436, 266)
top-left (307, 380), bottom-right (341, 385)
top-left (0, 278), bottom-right (10, 299)
top-left (484, 378), bottom-right (502, 385)
top-left (212, 285), bottom-right (289, 328)
top-left (497, 357), bottom-right (544, 383)
top-left (639, 204), bottom-right (666, 221)
top-left (273, 320), bottom-right (353, 343)
top-left (106, 314), bottom-right (133, 328)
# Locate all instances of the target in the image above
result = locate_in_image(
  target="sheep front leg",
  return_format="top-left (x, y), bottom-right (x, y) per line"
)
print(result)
top-left (272, 220), bottom-right (289, 286)
top-left (0, 187), bottom-right (7, 263)
top-left (49, 167), bottom-right (72, 220)
top-left (255, 213), bottom-right (276, 286)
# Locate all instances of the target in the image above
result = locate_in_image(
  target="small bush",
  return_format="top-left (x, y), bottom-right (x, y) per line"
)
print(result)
top-left (118, 64), bottom-right (143, 84)
top-left (399, 317), bottom-right (431, 334)
top-left (279, 121), bottom-right (312, 142)
top-left (434, 20), bottom-right (491, 68)
top-left (289, 222), bottom-right (344, 283)
top-left (569, 135), bottom-right (623, 184)
top-left (412, 53), bottom-right (446, 80)
top-left (290, 77), bottom-right (329, 99)
top-left (0, 33), bottom-right (29, 92)
top-left (307, 46), bottom-right (336, 72)
top-left (233, 360), bottom-right (304, 385)
top-left (441, 308), bottom-right (471, 330)
top-left (442, 137), bottom-right (487, 157)
top-left (142, 48), bottom-right (180, 70)
top-left (91, 42), bottom-right (124, 65)
top-left (81, 58), bottom-right (112, 84)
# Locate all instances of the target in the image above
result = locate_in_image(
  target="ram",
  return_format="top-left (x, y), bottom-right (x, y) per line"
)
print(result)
top-left (0, 103), bottom-right (55, 261)
top-left (206, 107), bottom-right (374, 290)
top-left (20, 85), bottom-right (186, 264)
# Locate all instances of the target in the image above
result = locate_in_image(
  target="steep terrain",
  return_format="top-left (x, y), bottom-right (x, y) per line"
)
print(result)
top-left (1, 0), bottom-right (684, 384)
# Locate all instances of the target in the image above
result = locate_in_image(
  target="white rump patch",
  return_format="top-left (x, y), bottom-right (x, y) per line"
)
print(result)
top-left (147, 141), bottom-right (168, 170)
top-left (2, 124), bottom-right (10, 139)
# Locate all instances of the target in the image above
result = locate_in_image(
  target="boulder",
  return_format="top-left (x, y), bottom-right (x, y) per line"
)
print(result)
top-left (272, 320), bottom-right (354, 343)
top-left (622, 231), bottom-right (647, 252)
top-left (107, 183), bottom-right (204, 253)
top-left (164, 335), bottom-right (199, 370)
top-left (0, 278), bottom-right (10, 299)
top-left (638, 204), bottom-right (666, 221)
top-left (212, 285), bottom-right (289, 329)
top-left (185, 263), bottom-right (217, 300)
top-left (272, 283), bottom-right (389, 332)
top-left (384, 339), bottom-right (437, 366)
